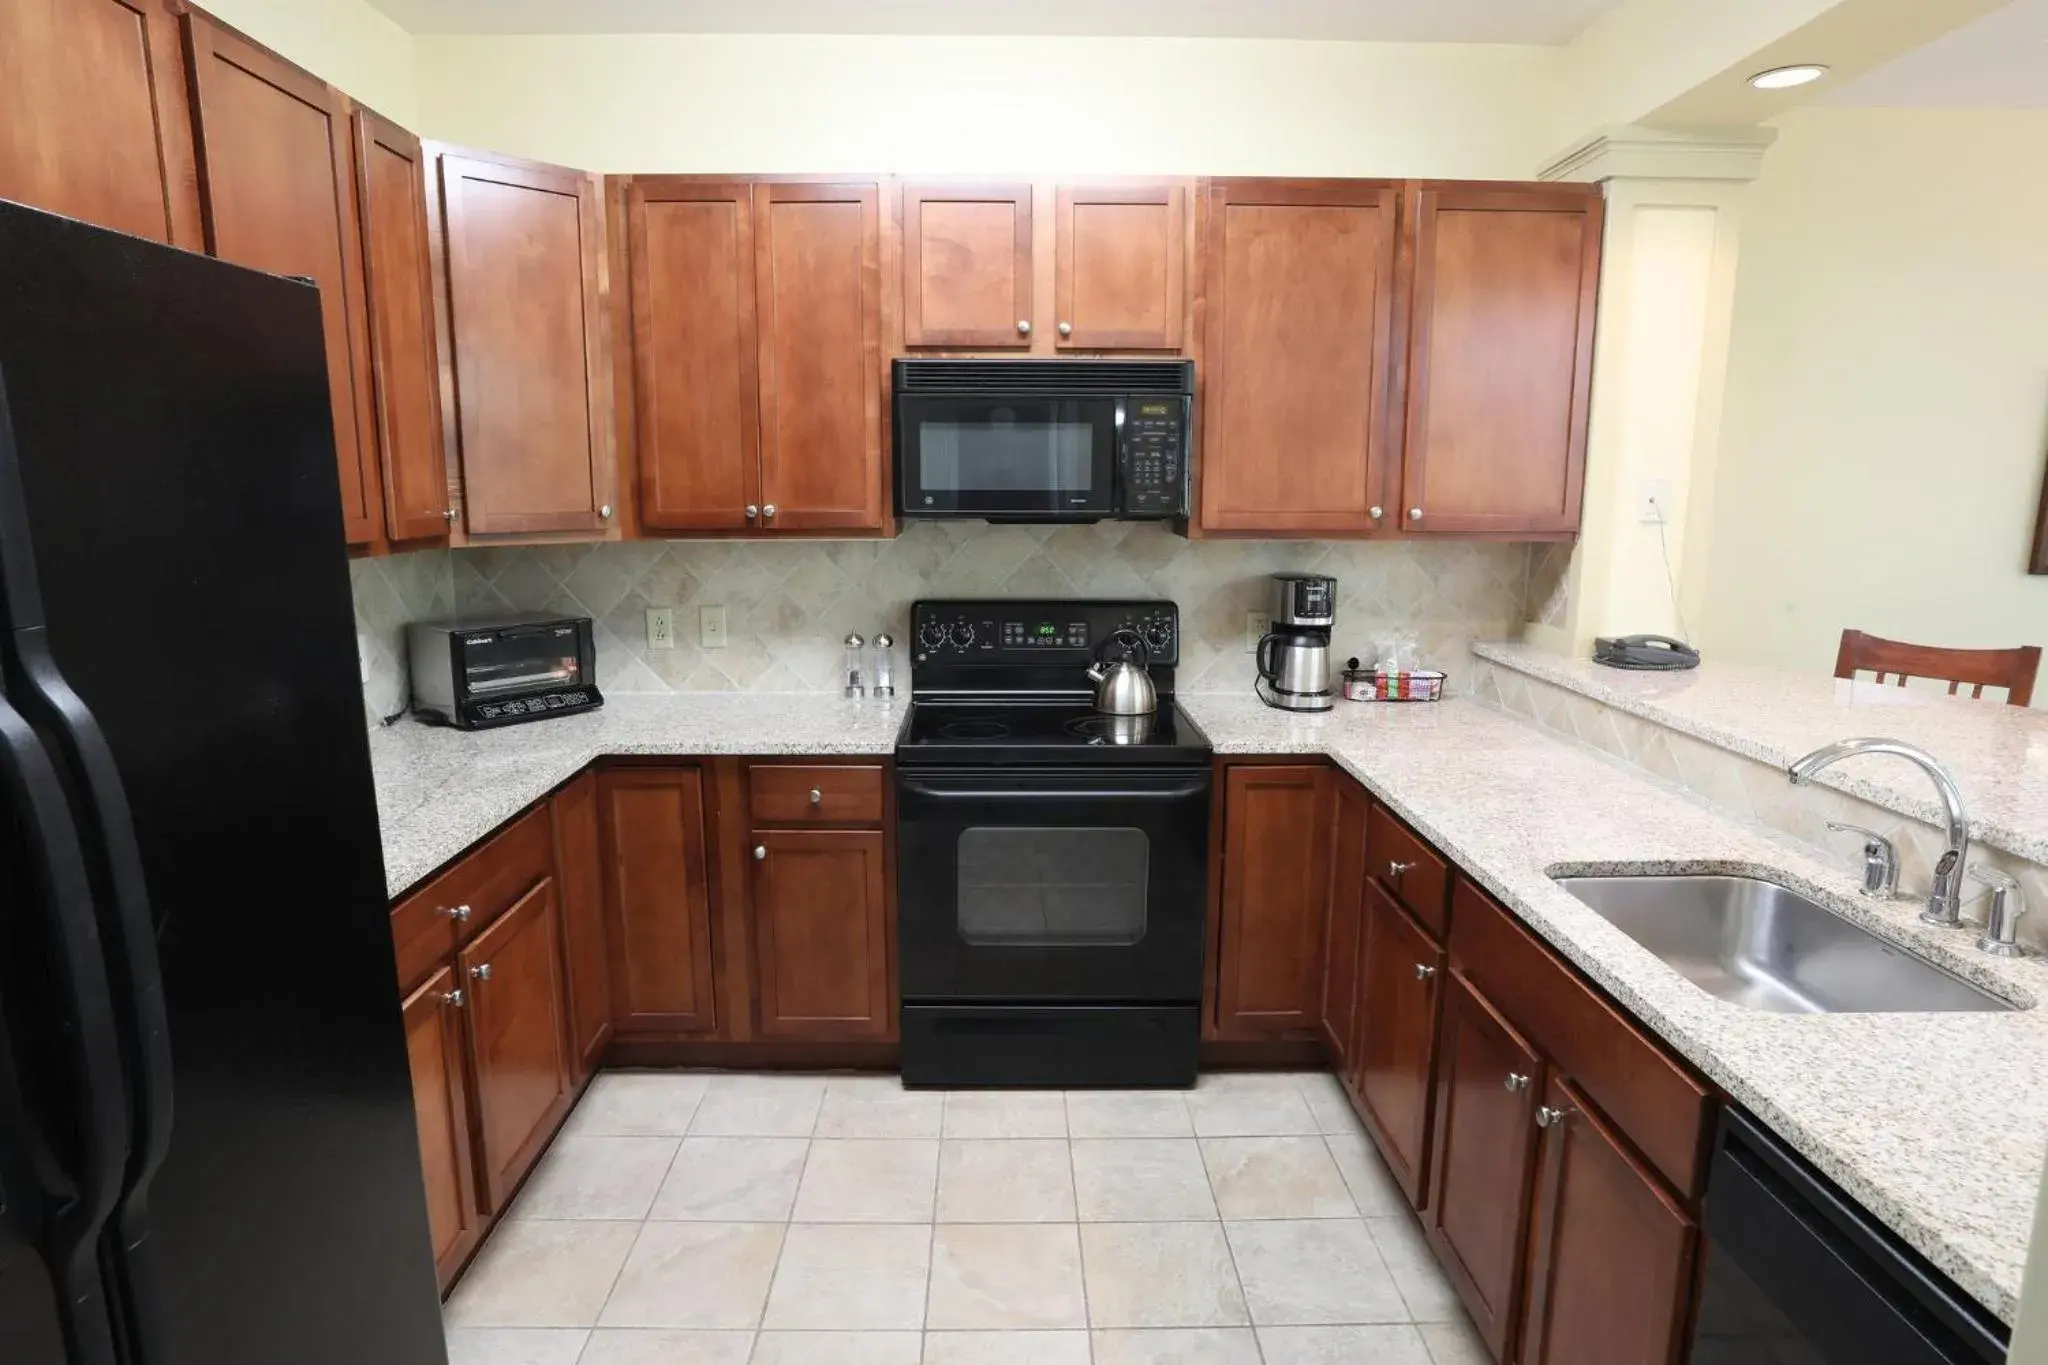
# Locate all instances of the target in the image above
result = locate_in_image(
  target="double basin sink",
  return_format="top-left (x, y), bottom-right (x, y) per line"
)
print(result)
top-left (1552, 874), bottom-right (2014, 1014)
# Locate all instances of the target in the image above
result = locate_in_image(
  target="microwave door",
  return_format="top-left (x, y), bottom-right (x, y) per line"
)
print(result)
top-left (899, 396), bottom-right (1117, 519)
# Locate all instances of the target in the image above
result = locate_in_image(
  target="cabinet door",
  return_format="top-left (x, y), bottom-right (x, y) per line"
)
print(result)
top-left (184, 17), bottom-right (381, 545)
top-left (1521, 1075), bottom-right (1698, 1365)
top-left (1428, 970), bottom-right (1544, 1361)
top-left (0, 0), bottom-right (202, 248)
top-left (437, 148), bottom-right (612, 535)
top-left (1198, 180), bottom-right (1398, 535)
top-left (902, 183), bottom-right (1033, 349)
top-left (1320, 780), bottom-right (1370, 1068)
top-left (599, 767), bottom-right (718, 1034)
top-left (1398, 184), bottom-right (1602, 536)
top-left (1214, 764), bottom-right (1332, 1040)
top-left (401, 963), bottom-right (479, 1290)
top-left (1352, 882), bottom-right (1443, 1205)
top-left (754, 181), bottom-right (884, 532)
top-left (551, 771), bottom-right (612, 1081)
top-left (750, 829), bottom-right (892, 1040)
top-left (626, 178), bottom-right (760, 531)
top-left (354, 107), bottom-right (451, 543)
top-left (1055, 184), bottom-right (1185, 350)
top-left (460, 877), bottom-right (572, 1213)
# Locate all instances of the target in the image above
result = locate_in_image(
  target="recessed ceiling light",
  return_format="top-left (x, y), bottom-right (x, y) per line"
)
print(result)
top-left (1749, 64), bottom-right (1830, 90)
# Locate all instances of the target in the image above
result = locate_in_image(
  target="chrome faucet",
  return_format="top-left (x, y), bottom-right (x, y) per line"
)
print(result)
top-left (1788, 739), bottom-right (1970, 927)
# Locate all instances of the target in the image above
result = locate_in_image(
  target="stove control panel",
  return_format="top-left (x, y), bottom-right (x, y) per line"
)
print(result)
top-left (911, 599), bottom-right (1179, 668)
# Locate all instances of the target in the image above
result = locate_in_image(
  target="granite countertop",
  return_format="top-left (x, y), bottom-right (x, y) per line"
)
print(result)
top-left (1474, 640), bottom-right (2048, 865)
top-left (370, 688), bottom-right (2048, 1324)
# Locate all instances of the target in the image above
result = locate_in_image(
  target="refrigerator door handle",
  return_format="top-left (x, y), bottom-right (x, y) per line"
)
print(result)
top-left (0, 372), bottom-right (171, 1361)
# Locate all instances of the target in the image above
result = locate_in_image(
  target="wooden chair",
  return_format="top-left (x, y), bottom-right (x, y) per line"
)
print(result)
top-left (1834, 630), bottom-right (2041, 706)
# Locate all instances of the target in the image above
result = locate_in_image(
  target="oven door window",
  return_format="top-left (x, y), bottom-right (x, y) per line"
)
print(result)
top-left (461, 628), bottom-right (585, 696)
top-left (957, 826), bottom-right (1148, 947)
top-left (900, 397), bottom-right (1117, 517)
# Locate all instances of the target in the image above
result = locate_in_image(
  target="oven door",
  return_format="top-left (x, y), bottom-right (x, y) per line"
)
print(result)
top-left (896, 395), bottom-right (1119, 519)
top-left (897, 766), bottom-right (1210, 1003)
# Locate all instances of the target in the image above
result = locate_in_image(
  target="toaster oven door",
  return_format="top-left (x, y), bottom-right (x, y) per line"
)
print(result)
top-left (459, 624), bottom-right (588, 698)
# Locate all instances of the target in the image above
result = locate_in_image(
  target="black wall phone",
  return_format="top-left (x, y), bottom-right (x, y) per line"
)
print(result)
top-left (1593, 634), bottom-right (1701, 671)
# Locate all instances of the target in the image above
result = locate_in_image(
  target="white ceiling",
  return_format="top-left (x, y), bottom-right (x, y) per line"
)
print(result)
top-left (1823, 0), bottom-right (2048, 108)
top-left (365, 0), bottom-right (1622, 44)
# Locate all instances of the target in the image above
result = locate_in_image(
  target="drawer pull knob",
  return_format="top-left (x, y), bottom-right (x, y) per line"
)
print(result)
top-left (1504, 1073), bottom-right (1530, 1093)
top-left (1413, 963), bottom-right (1436, 981)
top-left (445, 903), bottom-right (473, 923)
top-left (754, 845), bottom-right (768, 861)
top-left (442, 988), bottom-right (465, 1008)
top-left (1057, 321), bottom-right (1073, 337)
top-left (1016, 319), bottom-right (1032, 335)
top-left (1536, 1104), bottom-right (1576, 1129)
top-left (809, 788), bottom-right (823, 806)
top-left (1388, 860), bottom-right (1415, 878)
top-left (469, 963), bottom-right (492, 982)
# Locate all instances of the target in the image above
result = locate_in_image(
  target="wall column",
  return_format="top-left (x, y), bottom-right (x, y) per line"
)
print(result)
top-left (1523, 125), bottom-right (1774, 654)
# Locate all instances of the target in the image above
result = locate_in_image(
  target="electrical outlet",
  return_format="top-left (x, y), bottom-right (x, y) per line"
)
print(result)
top-left (646, 607), bottom-right (675, 650)
top-left (1246, 611), bottom-right (1271, 653)
top-left (1639, 477), bottom-right (1673, 524)
top-left (699, 604), bottom-right (728, 649)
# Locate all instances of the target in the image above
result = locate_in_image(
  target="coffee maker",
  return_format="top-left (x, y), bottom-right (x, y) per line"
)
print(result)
top-left (1255, 572), bottom-right (1336, 712)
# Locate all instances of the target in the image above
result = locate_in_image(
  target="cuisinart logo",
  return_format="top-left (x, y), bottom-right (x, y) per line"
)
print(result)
top-left (465, 636), bottom-right (493, 647)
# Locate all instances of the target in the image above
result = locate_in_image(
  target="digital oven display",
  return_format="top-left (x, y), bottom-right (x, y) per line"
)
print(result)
top-left (1000, 620), bottom-right (1090, 648)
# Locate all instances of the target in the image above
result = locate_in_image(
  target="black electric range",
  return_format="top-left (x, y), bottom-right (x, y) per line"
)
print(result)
top-left (895, 599), bottom-right (1213, 1089)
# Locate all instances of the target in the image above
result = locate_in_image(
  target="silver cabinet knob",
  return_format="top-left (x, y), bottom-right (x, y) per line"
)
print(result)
top-left (445, 903), bottom-right (473, 923)
top-left (754, 845), bottom-right (767, 861)
top-left (745, 504), bottom-right (760, 519)
top-left (442, 988), bottom-right (465, 1008)
top-left (1536, 1104), bottom-right (1576, 1129)
top-left (1057, 321), bottom-right (1073, 337)
top-left (443, 507), bottom-right (458, 522)
top-left (469, 962), bottom-right (492, 982)
top-left (1016, 319), bottom-right (1032, 335)
top-left (1413, 963), bottom-right (1436, 981)
top-left (809, 788), bottom-right (823, 806)
top-left (1388, 861), bottom-right (1415, 878)
top-left (763, 503), bottom-right (778, 518)
top-left (1369, 505), bottom-right (1383, 520)
top-left (599, 503), bottom-right (613, 519)
top-left (1408, 507), bottom-right (1423, 521)
top-left (1504, 1073), bottom-right (1531, 1093)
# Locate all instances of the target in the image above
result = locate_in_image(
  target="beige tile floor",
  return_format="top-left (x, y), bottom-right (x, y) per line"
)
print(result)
top-left (443, 1071), bottom-right (1492, 1365)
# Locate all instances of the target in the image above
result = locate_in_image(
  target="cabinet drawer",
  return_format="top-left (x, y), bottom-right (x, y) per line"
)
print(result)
top-left (1369, 804), bottom-right (1449, 938)
top-left (1448, 878), bottom-right (1714, 1198)
top-left (390, 805), bottom-right (553, 991)
top-left (749, 764), bottom-right (885, 824)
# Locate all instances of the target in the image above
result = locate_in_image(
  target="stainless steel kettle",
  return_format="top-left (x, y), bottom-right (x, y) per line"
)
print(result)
top-left (1087, 629), bottom-right (1158, 716)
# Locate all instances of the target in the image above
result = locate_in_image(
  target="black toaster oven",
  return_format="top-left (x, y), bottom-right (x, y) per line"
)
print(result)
top-left (406, 615), bottom-right (602, 728)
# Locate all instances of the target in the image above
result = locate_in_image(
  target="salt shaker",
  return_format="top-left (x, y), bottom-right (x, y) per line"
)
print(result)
top-left (870, 633), bottom-right (896, 698)
top-left (843, 632), bottom-right (866, 698)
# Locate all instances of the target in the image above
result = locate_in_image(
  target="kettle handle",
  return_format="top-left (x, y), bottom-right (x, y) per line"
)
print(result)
top-left (1255, 632), bottom-right (1279, 681)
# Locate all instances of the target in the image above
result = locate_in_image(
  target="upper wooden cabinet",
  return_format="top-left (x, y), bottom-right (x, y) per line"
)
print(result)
top-left (1212, 763), bottom-right (1332, 1041)
top-left (1055, 184), bottom-right (1186, 350)
top-left (1198, 179), bottom-right (1400, 536)
top-left (598, 766), bottom-right (719, 1035)
top-left (0, 0), bottom-right (202, 249)
top-left (902, 183), bottom-right (1033, 348)
top-left (433, 146), bottom-right (614, 537)
top-left (1398, 183), bottom-right (1602, 536)
top-left (183, 14), bottom-right (383, 545)
top-left (354, 108), bottom-right (451, 543)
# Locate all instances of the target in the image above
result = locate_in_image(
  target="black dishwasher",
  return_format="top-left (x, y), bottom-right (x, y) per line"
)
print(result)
top-left (1692, 1107), bottom-right (2010, 1364)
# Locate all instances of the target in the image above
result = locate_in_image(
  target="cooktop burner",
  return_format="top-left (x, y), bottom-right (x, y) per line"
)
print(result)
top-left (940, 719), bottom-right (1012, 740)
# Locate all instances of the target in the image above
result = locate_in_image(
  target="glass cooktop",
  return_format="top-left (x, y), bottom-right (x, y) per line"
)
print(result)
top-left (898, 700), bottom-right (1212, 766)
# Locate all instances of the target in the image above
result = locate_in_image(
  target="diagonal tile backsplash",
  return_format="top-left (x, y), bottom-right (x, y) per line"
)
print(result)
top-left (352, 524), bottom-right (1532, 720)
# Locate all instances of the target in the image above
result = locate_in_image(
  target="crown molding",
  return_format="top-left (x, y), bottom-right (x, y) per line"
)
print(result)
top-left (1541, 124), bottom-right (1779, 184)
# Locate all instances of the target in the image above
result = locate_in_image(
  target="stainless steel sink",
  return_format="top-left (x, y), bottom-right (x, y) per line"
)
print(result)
top-left (1551, 874), bottom-right (2014, 1014)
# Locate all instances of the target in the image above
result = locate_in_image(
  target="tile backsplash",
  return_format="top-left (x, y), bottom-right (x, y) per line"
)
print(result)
top-left (351, 524), bottom-right (1533, 720)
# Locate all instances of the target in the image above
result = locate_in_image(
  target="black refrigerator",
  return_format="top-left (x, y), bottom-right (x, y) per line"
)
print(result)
top-left (0, 200), bottom-right (447, 1363)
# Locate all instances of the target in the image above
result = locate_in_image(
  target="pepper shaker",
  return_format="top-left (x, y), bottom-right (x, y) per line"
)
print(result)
top-left (843, 632), bottom-right (866, 698)
top-left (871, 633), bottom-right (896, 698)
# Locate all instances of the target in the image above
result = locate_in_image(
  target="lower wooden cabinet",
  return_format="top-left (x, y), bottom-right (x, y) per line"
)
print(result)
top-left (1520, 1075), bottom-right (1699, 1365)
top-left (1320, 779), bottom-right (1370, 1068)
top-left (401, 963), bottom-right (479, 1286)
top-left (460, 878), bottom-right (574, 1213)
top-left (599, 766), bottom-right (719, 1035)
top-left (1213, 763), bottom-right (1332, 1039)
top-left (1427, 971), bottom-right (1544, 1360)
top-left (1350, 881), bottom-right (1443, 1204)
top-left (749, 828), bottom-right (892, 1040)
top-left (552, 772), bottom-right (613, 1080)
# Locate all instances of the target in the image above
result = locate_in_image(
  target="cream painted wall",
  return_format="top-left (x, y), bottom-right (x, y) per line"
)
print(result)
top-left (1698, 107), bottom-right (2048, 699)
top-left (198, 0), bottom-right (418, 127)
top-left (411, 34), bottom-right (1561, 177)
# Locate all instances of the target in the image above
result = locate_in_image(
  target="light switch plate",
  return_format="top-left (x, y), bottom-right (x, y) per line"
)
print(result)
top-left (646, 607), bottom-right (675, 650)
top-left (1246, 611), bottom-right (1271, 653)
top-left (699, 604), bottom-right (728, 649)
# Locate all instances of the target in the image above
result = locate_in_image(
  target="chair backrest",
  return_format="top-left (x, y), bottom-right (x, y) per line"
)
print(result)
top-left (1834, 629), bottom-right (2041, 707)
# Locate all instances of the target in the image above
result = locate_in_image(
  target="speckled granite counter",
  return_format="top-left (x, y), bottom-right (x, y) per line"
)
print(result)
top-left (1474, 640), bottom-right (2048, 865)
top-left (1178, 694), bottom-right (2048, 1326)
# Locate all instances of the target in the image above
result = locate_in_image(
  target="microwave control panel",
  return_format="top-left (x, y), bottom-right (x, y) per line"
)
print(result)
top-left (911, 600), bottom-right (1179, 668)
top-left (1118, 398), bottom-right (1188, 517)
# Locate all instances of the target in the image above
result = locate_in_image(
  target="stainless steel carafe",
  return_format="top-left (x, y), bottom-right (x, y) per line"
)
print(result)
top-left (1087, 630), bottom-right (1158, 716)
top-left (1255, 631), bottom-right (1335, 712)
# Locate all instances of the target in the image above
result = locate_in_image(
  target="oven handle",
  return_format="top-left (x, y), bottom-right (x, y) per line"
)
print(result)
top-left (900, 775), bottom-right (1210, 803)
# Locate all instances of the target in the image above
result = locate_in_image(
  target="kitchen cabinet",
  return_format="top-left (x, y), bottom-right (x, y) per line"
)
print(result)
top-left (1350, 880), bottom-right (1443, 1204)
top-left (749, 829), bottom-right (892, 1039)
top-left (599, 767), bottom-right (719, 1035)
top-left (354, 107), bottom-right (452, 544)
top-left (1320, 779), bottom-right (1370, 1068)
top-left (1054, 183), bottom-right (1186, 350)
top-left (401, 963), bottom-right (479, 1289)
top-left (433, 145), bottom-right (614, 537)
top-left (0, 0), bottom-right (203, 249)
top-left (459, 877), bottom-right (573, 1213)
top-left (1397, 183), bottom-right (1602, 537)
top-left (551, 772), bottom-right (612, 1081)
top-left (1212, 763), bottom-right (1333, 1040)
top-left (1520, 1074), bottom-right (1698, 1365)
top-left (1427, 970), bottom-right (1544, 1360)
top-left (901, 182), bottom-right (1034, 348)
top-left (183, 13), bottom-right (382, 545)
top-left (1197, 179), bottom-right (1400, 535)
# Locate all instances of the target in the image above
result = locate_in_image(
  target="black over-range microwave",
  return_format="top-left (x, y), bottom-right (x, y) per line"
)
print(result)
top-left (893, 358), bottom-right (1194, 522)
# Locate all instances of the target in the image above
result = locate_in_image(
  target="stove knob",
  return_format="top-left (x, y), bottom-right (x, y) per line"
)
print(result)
top-left (950, 621), bottom-right (978, 649)
top-left (919, 620), bottom-right (950, 651)
top-left (1142, 619), bottom-right (1174, 655)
